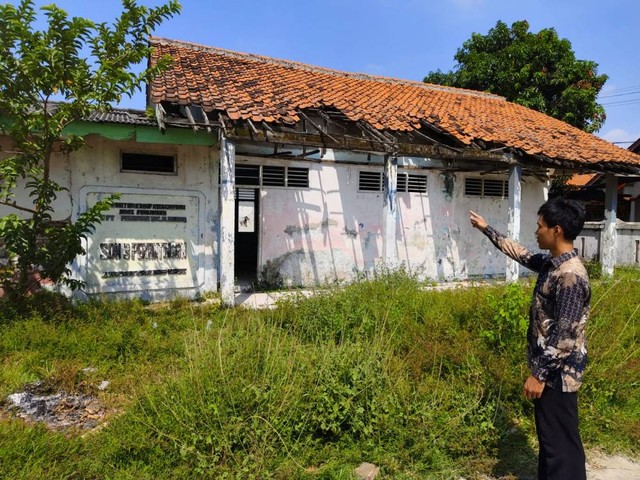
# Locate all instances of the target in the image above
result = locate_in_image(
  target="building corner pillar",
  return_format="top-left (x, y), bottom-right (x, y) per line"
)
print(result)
top-left (382, 155), bottom-right (398, 268)
top-left (601, 173), bottom-right (618, 277)
top-left (219, 136), bottom-right (236, 306)
top-left (506, 164), bottom-right (522, 282)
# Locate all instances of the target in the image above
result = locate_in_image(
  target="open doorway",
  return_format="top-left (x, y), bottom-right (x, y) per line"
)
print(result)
top-left (235, 188), bottom-right (259, 290)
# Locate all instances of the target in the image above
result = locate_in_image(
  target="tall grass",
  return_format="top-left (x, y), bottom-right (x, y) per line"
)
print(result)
top-left (0, 268), bottom-right (638, 479)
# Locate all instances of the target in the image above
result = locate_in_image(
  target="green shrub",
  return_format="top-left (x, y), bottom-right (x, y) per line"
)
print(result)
top-left (0, 269), bottom-right (638, 478)
top-left (483, 282), bottom-right (530, 351)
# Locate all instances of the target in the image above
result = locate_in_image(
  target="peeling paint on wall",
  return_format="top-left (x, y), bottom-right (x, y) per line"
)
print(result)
top-left (343, 226), bottom-right (358, 238)
top-left (441, 172), bottom-right (455, 200)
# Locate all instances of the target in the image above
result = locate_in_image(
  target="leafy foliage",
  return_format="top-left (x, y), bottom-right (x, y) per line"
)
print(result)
top-left (483, 282), bottom-right (530, 351)
top-left (0, 0), bottom-right (181, 298)
top-left (1, 269), bottom-right (639, 478)
top-left (424, 20), bottom-right (608, 133)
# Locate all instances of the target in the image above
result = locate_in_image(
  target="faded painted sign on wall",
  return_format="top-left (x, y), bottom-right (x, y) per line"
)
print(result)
top-left (79, 189), bottom-right (205, 293)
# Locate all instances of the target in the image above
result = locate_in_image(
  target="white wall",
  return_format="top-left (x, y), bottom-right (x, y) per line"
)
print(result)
top-left (256, 160), bottom-right (383, 285)
top-left (578, 221), bottom-right (640, 266)
top-left (0, 134), bottom-right (219, 299)
top-left (73, 136), bottom-right (219, 299)
top-left (2, 132), bottom-right (553, 296)
top-left (253, 157), bottom-right (548, 286)
top-left (395, 172), bottom-right (546, 281)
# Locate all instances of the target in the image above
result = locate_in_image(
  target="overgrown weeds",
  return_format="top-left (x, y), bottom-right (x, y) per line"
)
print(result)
top-left (0, 267), bottom-right (638, 478)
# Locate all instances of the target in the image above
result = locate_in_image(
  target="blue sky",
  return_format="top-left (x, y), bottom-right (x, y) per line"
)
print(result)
top-left (12, 0), bottom-right (640, 146)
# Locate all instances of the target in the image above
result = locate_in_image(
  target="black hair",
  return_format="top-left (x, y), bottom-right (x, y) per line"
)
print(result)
top-left (537, 197), bottom-right (586, 240)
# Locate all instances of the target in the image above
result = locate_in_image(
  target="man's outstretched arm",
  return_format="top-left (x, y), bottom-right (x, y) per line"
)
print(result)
top-left (469, 210), bottom-right (545, 272)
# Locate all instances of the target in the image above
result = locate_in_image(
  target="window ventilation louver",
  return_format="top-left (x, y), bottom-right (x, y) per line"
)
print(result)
top-left (464, 177), bottom-right (509, 198)
top-left (287, 167), bottom-right (310, 188)
top-left (236, 188), bottom-right (255, 200)
top-left (235, 165), bottom-right (260, 186)
top-left (262, 166), bottom-right (286, 186)
top-left (406, 174), bottom-right (427, 193)
top-left (483, 179), bottom-right (506, 197)
top-left (234, 164), bottom-right (309, 189)
top-left (397, 174), bottom-right (408, 193)
top-left (359, 171), bottom-right (383, 191)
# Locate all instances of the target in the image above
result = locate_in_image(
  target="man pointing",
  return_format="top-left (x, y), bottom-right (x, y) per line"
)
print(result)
top-left (470, 197), bottom-right (589, 480)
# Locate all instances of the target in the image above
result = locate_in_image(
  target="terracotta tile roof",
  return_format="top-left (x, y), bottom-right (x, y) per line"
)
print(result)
top-left (567, 174), bottom-right (598, 187)
top-left (149, 37), bottom-right (640, 169)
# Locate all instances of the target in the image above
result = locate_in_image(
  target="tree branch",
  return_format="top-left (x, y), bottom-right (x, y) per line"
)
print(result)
top-left (0, 200), bottom-right (37, 214)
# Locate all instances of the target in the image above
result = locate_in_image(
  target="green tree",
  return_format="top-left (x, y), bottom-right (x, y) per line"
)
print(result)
top-left (0, 0), bottom-right (181, 298)
top-left (424, 20), bottom-right (608, 133)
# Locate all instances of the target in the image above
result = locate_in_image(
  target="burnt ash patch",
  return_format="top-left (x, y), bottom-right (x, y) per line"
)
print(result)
top-left (3, 380), bottom-right (105, 430)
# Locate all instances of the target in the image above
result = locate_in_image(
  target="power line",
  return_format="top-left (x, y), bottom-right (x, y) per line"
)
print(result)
top-left (600, 85), bottom-right (640, 95)
top-left (601, 98), bottom-right (640, 107)
top-left (599, 89), bottom-right (640, 99)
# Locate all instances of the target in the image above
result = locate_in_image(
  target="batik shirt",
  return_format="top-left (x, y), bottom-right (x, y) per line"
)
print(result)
top-left (483, 225), bottom-right (590, 392)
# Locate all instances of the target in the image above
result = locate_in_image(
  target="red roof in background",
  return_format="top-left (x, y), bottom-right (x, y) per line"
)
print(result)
top-left (567, 174), bottom-right (598, 187)
top-left (149, 37), bottom-right (640, 169)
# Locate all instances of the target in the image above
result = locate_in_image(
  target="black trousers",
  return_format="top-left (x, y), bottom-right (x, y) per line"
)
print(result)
top-left (533, 376), bottom-right (586, 480)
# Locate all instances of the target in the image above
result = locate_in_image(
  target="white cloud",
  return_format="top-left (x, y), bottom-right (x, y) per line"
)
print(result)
top-left (598, 128), bottom-right (639, 145)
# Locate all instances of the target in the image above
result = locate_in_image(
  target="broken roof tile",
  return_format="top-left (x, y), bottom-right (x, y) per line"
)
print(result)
top-left (149, 37), bottom-right (640, 168)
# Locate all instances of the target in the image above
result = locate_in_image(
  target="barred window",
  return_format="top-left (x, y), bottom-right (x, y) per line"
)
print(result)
top-left (464, 177), bottom-right (509, 198)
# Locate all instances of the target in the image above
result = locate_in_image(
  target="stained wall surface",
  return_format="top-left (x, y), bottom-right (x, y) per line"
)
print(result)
top-left (248, 154), bottom-right (547, 286)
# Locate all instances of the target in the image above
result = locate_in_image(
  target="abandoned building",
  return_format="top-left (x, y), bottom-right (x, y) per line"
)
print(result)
top-left (2, 37), bottom-right (640, 304)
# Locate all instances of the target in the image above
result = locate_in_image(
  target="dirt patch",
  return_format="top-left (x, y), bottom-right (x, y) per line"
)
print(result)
top-left (587, 450), bottom-right (640, 480)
